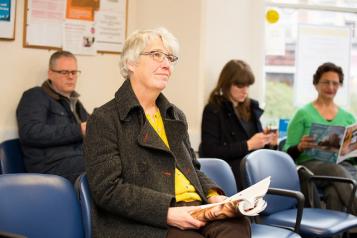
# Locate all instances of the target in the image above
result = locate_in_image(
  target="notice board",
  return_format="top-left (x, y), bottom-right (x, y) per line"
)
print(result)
top-left (23, 0), bottom-right (127, 55)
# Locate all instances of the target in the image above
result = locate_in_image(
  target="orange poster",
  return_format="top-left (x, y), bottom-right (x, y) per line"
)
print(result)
top-left (66, 0), bottom-right (100, 21)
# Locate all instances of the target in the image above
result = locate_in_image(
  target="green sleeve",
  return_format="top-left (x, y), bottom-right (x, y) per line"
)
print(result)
top-left (283, 109), bottom-right (307, 151)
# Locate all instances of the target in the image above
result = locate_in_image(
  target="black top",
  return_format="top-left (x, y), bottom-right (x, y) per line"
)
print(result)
top-left (199, 98), bottom-right (264, 188)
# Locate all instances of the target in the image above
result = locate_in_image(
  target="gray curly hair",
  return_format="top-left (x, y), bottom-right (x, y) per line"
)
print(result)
top-left (119, 27), bottom-right (179, 79)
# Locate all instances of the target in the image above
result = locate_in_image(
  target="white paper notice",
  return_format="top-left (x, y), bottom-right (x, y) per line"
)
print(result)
top-left (95, 0), bottom-right (126, 52)
top-left (26, 0), bottom-right (65, 47)
top-left (266, 24), bottom-right (286, 56)
top-left (63, 19), bottom-right (96, 55)
top-left (295, 24), bottom-right (350, 107)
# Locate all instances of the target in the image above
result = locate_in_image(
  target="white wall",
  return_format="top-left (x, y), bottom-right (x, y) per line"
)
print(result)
top-left (0, 0), bottom-right (265, 151)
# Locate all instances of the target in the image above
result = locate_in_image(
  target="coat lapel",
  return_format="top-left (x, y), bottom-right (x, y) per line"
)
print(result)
top-left (137, 121), bottom-right (170, 152)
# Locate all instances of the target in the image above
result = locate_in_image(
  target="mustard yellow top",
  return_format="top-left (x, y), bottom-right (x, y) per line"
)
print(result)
top-left (146, 110), bottom-right (218, 202)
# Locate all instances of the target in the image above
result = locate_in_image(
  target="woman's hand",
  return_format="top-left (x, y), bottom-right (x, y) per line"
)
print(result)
top-left (167, 206), bottom-right (206, 230)
top-left (268, 131), bottom-right (278, 146)
top-left (247, 132), bottom-right (270, 151)
top-left (297, 135), bottom-right (316, 152)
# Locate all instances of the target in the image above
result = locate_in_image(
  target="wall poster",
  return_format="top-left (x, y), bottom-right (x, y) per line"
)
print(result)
top-left (0, 0), bottom-right (16, 40)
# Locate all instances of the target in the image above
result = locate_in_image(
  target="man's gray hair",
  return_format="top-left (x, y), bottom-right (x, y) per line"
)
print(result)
top-left (119, 27), bottom-right (179, 79)
top-left (49, 51), bottom-right (77, 69)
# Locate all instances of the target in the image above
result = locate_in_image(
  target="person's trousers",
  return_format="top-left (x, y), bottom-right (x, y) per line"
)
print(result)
top-left (302, 160), bottom-right (357, 215)
top-left (166, 217), bottom-right (251, 238)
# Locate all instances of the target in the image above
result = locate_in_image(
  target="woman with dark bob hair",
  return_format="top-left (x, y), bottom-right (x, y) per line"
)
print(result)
top-left (284, 62), bottom-right (357, 214)
top-left (200, 59), bottom-right (277, 189)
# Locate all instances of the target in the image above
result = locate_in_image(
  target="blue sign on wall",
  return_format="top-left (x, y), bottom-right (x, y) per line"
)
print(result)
top-left (279, 118), bottom-right (290, 139)
top-left (0, 0), bottom-right (11, 21)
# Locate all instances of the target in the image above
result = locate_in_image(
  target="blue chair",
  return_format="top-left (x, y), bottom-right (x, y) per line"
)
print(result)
top-left (241, 149), bottom-right (357, 237)
top-left (0, 173), bottom-right (84, 238)
top-left (75, 173), bottom-right (92, 238)
top-left (198, 158), bottom-right (301, 238)
top-left (0, 139), bottom-right (26, 174)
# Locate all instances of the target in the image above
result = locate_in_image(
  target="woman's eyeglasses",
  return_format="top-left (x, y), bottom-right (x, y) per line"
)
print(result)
top-left (140, 50), bottom-right (178, 64)
top-left (319, 80), bottom-right (340, 87)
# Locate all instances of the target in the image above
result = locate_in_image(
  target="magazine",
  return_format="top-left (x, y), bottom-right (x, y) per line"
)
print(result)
top-left (190, 176), bottom-right (270, 222)
top-left (306, 122), bottom-right (357, 164)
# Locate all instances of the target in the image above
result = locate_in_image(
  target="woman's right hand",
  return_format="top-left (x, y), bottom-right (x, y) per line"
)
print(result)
top-left (247, 132), bottom-right (270, 151)
top-left (297, 135), bottom-right (316, 152)
top-left (167, 206), bottom-right (206, 230)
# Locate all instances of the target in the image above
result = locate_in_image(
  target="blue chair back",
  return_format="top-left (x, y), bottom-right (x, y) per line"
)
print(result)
top-left (198, 158), bottom-right (237, 196)
top-left (199, 158), bottom-right (301, 238)
top-left (241, 149), bottom-right (300, 215)
top-left (0, 173), bottom-right (84, 238)
top-left (75, 173), bottom-right (92, 238)
top-left (0, 139), bottom-right (26, 174)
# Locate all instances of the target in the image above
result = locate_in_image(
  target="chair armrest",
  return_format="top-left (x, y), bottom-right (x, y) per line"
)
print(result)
top-left (268, 187), bottom-right (305, 233)
top-left (0, 231), bottom-right (27, 238)
top-left (309, 175), bottom-right (357, 213)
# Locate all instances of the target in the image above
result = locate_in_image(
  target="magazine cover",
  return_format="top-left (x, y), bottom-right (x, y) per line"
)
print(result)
top-left (190, 176), bottom-right (270, 222)
top-left (306, 123), bottom-right (345, 163)
top-left (337, 123), bottom-right (357, 163)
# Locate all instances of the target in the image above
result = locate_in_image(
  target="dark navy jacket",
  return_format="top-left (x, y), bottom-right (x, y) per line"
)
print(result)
top-left (16, 81), bottom-right (88, 182)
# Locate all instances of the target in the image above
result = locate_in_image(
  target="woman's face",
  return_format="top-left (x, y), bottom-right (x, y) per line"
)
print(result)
top-left (315, 71), bottom-right (341, 100)
top-left (129, 37), bottom-right (174, 92)
top-left (229, 84), bottom-right (249, 104)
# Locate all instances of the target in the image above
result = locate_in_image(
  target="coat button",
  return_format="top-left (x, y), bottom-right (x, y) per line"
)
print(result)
top-left (223, 142), bottom-right (227, 146)
top-left (231, 132), bottom-right (236, 136)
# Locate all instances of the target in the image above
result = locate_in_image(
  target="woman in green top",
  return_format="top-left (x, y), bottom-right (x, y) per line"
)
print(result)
top-left (284, 62), bottom-right (357, 214)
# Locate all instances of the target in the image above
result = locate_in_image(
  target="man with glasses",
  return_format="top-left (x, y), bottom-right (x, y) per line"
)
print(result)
top-left (16, 50), bottom-right (88, 183)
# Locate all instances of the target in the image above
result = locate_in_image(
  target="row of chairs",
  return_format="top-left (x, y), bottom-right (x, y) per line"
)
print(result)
top-left (0, 161), bottom-right (299, 238)
top-left (0, 138), bottom-right (299, 238)
top-left (1, 138), bottom-right (357, 237)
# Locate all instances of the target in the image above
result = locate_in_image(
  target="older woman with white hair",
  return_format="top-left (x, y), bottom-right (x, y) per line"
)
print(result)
top-left (84, 28), bottom-right (251, 238)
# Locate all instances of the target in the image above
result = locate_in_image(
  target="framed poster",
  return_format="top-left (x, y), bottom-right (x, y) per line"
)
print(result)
top-left (0, 0), bottom-right (16, 40)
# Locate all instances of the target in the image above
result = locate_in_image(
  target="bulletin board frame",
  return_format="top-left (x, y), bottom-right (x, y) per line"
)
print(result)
top-left (23, 0), bottom-right (128, 54)
top-left (0, 0), bottom-right (17, 41)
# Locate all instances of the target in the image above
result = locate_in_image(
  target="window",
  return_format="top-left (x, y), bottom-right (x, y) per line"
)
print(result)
top-left (264, 0), bottom-right (357, 124)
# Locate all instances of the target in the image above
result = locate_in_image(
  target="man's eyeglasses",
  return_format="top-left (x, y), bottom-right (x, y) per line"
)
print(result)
top-left (319, 80), bottom-right (340, 87)
top-left (51, 69), bottom-right (82, 77)
top-left (140, 51), bottom-right (178, 64)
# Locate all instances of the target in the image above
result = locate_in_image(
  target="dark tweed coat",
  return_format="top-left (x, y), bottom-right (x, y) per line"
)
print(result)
top-left (84, 80), bottom-right (221, 238)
